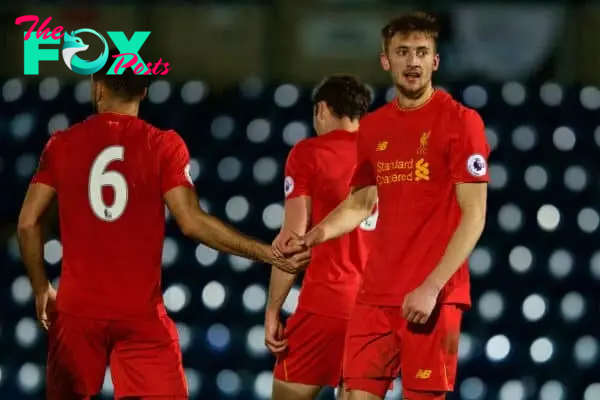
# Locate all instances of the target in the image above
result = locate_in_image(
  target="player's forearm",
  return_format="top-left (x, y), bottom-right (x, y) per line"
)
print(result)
top-left (267, 267), bottom-right (296, 313)
top-left (424, 211), bottom-right (486, 292)
top-left (307, 188), bottom-right (375, 246)
top-left (185, 213), bottom-right (274, 264)
top-left (16, 223), bottom-right (49, 294)
top-left (313, 205), bottom-right (367, 244)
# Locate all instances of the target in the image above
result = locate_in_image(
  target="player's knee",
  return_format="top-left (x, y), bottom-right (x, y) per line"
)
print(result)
top-left (272, 378), bottom-right (322, 400)
top-left (403, 389), bottom-right (446, 400)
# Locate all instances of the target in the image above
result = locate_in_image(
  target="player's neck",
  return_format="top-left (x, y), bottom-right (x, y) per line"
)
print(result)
top-left (320, 120), bottom-right (359, 135)
top-left (98, 102), bottom-right (139, 117)
top-left (396, 85), bottom-right (435, 110)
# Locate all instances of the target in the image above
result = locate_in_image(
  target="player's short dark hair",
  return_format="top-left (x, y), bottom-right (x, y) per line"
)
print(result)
top-left (312, 75), bottom-right (372, 120)
top-left (92, 48), bottom-right (149, 101)
top-left (381, 12), bottom-right (440, 52)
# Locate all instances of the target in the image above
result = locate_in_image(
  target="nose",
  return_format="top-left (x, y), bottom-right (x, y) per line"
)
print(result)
top-left (407, 53), bottom-right (421, 67)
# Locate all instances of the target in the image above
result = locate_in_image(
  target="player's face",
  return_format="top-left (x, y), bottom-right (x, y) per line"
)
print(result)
top-left (380, 32), bottom-right (439, 100)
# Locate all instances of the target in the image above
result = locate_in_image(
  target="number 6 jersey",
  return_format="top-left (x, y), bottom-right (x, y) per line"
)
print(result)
top-left (32, 112), bottom-right (194, 319)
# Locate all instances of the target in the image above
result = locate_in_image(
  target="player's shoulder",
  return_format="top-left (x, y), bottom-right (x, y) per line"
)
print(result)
top-left (288, 136), bottom-right (318, 161)
top-left (141, 121), bottom-right (185, 150)
top-left (55, 117), bottom-right (90, 138)
top-left (360, 102), bottom-right (396, 128)
top-left (352, 104), bottom-right (395, 148)
top-left (437, 89), bottom-right (483, 125)
top-left (45, 119), bottom-right (85, 148)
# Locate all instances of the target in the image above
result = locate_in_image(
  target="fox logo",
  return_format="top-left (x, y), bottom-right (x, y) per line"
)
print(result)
top-left (62, 29), bottom-right (108, 75)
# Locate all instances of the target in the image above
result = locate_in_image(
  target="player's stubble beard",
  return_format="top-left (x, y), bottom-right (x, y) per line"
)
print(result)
top-left (395, 79), bottom-right (429, 101)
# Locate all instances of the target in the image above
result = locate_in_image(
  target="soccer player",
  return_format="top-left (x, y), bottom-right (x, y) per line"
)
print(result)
top-left (265, 75), bottom-right (375, 400)
top-left (16, 48), bottom-right (309, 400)
top-left (299, 13), bottom-right (489, 400)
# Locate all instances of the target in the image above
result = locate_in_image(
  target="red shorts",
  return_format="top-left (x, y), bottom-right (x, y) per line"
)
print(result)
top-left (46, 312), bottom-right (187, 399)
top-left (343, 303), bottom-right (463, 398)
top-left (273, 310), bottom-right (347, 387)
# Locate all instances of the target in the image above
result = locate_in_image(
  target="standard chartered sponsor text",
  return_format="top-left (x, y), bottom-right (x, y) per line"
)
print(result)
top-left (376, 158), bottom-right (429, 185)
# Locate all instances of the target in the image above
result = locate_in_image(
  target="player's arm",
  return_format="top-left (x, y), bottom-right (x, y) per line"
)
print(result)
top-left (160, 132), bottom-right (308, 272)
top-left (423, 109), bottom-right (490, 292)
top-left (18, 184), bottom-right (56, 293)
top-left (304, 185), bottom-right (377, 247)
top-left (17, 138), bottom-right (58, 295)
top-left (267, 143), bottom-right (313, 313)
top-left (165, 187), bottom-right (307, 271)
top-left (423, 183), bottom-right (487, 291)
top-left (266, 196), bottom-right (311, 314)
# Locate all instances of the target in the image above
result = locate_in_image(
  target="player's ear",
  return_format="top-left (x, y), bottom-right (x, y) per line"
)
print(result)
top-left (380, 52), bottom-right (391, 72)
top-left (432, 53), bottom-right (440, 72)
top-left (142, 87), bottom-right (148, 100)
top-left (96, 82), bottom-right (104, 102)
top-left (316, 101), bottom-right (327, 119)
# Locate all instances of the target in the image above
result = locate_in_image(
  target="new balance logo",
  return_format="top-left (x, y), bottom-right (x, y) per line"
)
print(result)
top-left (415, 369), bottom-right (432, 379)
top-left (376, 141), bottom-right (388, 151)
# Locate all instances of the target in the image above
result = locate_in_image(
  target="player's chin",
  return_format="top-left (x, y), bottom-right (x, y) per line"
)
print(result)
top-left (398, 83), bottom-right (425, 100)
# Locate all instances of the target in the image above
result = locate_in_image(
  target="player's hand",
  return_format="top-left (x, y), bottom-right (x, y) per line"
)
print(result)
top-left (34, 281), bottom-right (57, 331)
top-left (273, 230), bottom-right (306, 256)
top-left (301, 227), bottom-right (324, 248)
top-left (264, 310), bottom-right (287, 354)
top-left (402, 283), bottom-right (439, 324)
top-left (271, 246), bottom-right (311, 274)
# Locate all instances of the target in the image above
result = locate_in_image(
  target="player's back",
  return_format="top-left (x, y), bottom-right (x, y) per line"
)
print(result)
top-left (286, 130), bottom-right (375, 319)
top-left (51, 113), bottom-right (172, 319)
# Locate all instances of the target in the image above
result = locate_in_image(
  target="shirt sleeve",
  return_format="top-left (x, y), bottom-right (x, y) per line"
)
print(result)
top-left (284, 141), bottom-right (314, 199)
top-left (350, 129), bottom-right (376, 187)
top-left (31, 135), bottom-right (59, 188)
top-left (160, 131), bottom-right (195, 195)
top-left (449, 108), bottom-right (490, 184)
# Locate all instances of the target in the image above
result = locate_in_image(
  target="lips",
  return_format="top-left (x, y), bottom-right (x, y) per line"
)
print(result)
top-left (403, 72), bottom-right (421, 79)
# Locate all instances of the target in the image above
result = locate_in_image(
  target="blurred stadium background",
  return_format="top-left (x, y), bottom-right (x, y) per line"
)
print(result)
top-left (1, 1), bottom-right (600, 399)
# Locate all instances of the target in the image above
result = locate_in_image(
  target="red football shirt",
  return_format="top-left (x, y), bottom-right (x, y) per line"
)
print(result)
top-left (32, 112), bottom-right (194, 319)
top-left (285, 129), bottom-right (375, 319)
top-left (352, 90), bottom-right (490, 308)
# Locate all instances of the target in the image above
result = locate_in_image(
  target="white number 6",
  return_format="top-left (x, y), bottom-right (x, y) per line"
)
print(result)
top-left (88, 146), bottom-right (128, 222)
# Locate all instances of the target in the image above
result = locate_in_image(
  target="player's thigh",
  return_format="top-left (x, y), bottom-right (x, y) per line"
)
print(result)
top-left (336, 384), bottom-right (352, 400)
top-left (347, 390), bottom-right (383, 400)
top-left (46, 313), bottom-right (109, 399)
top-left (272, 378), bottom-right (322, 400)
top-left (401, 304), bottom-right (463, 393)
top-left (343, 304), bottom-right (399, 399)
top-left (110, 315), bottom-right (187, 398)
top-left (274, 310), bottom-right (347, 388)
